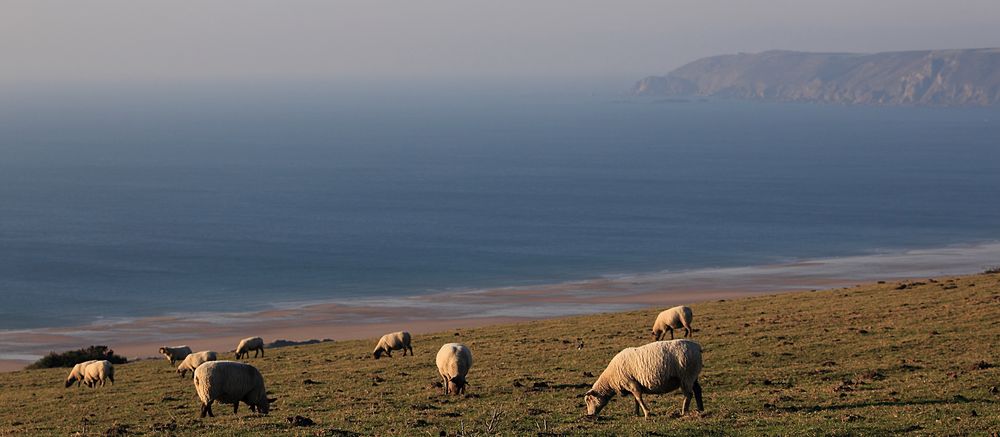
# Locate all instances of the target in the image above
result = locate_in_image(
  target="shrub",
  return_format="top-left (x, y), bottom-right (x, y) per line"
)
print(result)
top-left (27, 345), bottom-right (127, 369)
top-left (983, 265), bottom-right (1000, 275)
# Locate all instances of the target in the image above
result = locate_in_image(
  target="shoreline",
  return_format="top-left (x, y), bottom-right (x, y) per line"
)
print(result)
top-left (2, 241), bottom-right (998, 372)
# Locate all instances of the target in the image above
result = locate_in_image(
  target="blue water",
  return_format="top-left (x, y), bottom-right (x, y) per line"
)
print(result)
top-left (2, 83), bottom-right (999, 329)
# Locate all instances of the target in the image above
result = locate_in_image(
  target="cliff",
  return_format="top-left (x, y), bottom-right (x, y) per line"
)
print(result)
top-left (632, 48), bottom-right (1000, 106)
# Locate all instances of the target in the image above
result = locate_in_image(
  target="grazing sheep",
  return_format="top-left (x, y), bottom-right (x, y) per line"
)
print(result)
top-left (652, 306), bottom-right (694, 340)
top-left (584, 339), bottom-right (704, 419)
top-left (158, 345), bottom-right (193, 365)
top-left (234, 337), bottom-right (264, 360)
top-left (64, 360), bottom-right (97, 388)
top-left (193, 360), bottom-right (275, 417)
top-left (177, 351), bottom-right (219, 378)
top-left (373, 331), bottom-right (413, 359)
top-left (435, 343), bottom-right (473, 395)
top-left (84, 360), bottom-right (115, 387)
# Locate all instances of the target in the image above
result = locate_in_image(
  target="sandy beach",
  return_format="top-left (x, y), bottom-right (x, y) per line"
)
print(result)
top-left (3, 241), bottom-right (997, 372)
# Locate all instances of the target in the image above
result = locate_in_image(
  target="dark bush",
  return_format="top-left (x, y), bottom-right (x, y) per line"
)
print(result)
top-left (27, 345), bottom-right (127, 369)
top-left (983, 265), bottom-right (1000, 274)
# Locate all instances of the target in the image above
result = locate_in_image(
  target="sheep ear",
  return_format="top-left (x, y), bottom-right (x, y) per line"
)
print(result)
top-left (585, 389), bottom-right (596, 397)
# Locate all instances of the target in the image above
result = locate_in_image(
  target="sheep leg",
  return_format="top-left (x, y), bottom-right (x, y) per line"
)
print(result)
top-left (442, 375), bottom-right (450, 395)
top-left (233, 402), bottom-right (239, 414)
top-left (631, 391), bottom-right (651, 419)
top-left (201, 401), bottom-right (214, 418)
top-left (681, 382), bottom-right (696, 415)
top-left (668, 327), bottom-right (675, 340)
top-left (693, 381), bottom-right (704, 411)
top-left (408, 345), bottom-right (414, 356)
top-left (633, 398), bottom-right (641, 416)
top-left (259, 347), bottom-right (264, 357)
top-left (684, 325), bottom-right (691, 337)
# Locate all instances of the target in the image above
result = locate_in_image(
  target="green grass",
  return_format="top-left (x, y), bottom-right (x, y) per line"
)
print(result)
top-left (1, 274), bottom-right (998, 436)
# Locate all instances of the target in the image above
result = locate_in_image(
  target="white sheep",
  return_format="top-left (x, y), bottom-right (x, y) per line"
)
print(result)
top-left (193, 360), bottom-right (275, 417)
top-left (177, 351), bottom-right (219, 378)
top-left (64, 360), bottom-right (97, 388)
top-left (158, 345), bottom-right (193, 365)
top-left (234, 337), bottom-right (264, 359)
top-left (584, 339), bottom-right (704, 419)
top-left (435, 343), bottom-right (473, 395)
top-left (651, 306), bottom-right (694, 340)
top-left (373, 331), bottom-right (413, 359)
top-left (84, 360), bottom-right (115, 387)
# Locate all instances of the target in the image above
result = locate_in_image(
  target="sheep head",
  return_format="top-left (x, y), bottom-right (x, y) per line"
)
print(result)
top-left (449, 376), bottom-right (467, 394)
top-left (584, 389), bottom-right (611, 417)
top-left (251, 397), bottom-right (277, 415)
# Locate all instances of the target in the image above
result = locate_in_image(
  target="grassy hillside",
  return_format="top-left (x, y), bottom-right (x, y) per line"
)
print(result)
top-left (1, 274), bottom-right (998, 436)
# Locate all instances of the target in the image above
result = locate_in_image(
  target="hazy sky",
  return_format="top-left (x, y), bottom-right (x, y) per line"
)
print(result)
top-left (3, 0), bottom-right (1000, 85)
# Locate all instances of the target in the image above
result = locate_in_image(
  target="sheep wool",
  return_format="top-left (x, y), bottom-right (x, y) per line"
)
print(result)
top-left (193, 360), bottom-right (273, 417)
top-left (435, 343), bottom-right (473, 395)
top-left (64, 360), bottom-right (97, 388)
top-left (82, 360), bottom-right (115, 388)
top-left (652, 306), bottom-right (694, 340)
top-left (373, 331), bottom-right (413, 359)
top-left (158, 346), bottom-right (193, 365)
top-left (177, 351), bottom-right (219, 378)
top-left (234, 337), bottom-right (265, 360)
top-left (585, 339), bottom-right (704, 419)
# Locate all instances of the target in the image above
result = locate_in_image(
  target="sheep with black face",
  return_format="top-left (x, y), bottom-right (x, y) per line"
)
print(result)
top-left (585, 339), bottom-right (703, 419)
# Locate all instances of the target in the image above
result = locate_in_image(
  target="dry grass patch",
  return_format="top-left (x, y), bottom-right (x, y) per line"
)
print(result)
top-left (1, 274), bottom-right (998, 435)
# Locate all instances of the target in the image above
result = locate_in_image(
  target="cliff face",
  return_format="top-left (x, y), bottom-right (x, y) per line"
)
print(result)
top-left (632, 49), bottom-right (1000, 106)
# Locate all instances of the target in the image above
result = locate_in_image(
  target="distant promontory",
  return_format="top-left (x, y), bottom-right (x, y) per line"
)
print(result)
top-left (632, 48), bottom-right (1000, 106)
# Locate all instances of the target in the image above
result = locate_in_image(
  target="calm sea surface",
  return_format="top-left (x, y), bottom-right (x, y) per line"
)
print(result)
top-left (2, 83), bottom-right (999, 329)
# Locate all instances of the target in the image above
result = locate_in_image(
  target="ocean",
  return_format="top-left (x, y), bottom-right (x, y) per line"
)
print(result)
top-left (2, 82), bottom-right (999, 331)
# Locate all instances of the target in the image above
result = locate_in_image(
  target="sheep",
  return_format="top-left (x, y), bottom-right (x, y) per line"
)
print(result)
top-left (435, 343), bottom-right (473, 395)
top-left (651, 305), bottom-right (694, 340)
top-left (158, 345), bottom-right (193, 365)
top-left (193, 360), bottom-right (276, 417)
top-left (584, 339), bottom-right (704, 419)
top-left (177, 351), bottom-right (219, 378)
top-left (64, 360), bottom-right (97, 388)
top-left (234, 337), bottom-right (264, 359)
top-left (373, 331), bottom-right (413, 359)
top-left (81, 360), bottom-right (115, 387)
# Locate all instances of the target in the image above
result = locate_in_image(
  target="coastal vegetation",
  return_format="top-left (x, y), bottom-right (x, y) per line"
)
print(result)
top-left (26, 345), bottom-right (127, 370)
top-left (1, 273), bottom-right (997, 435)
